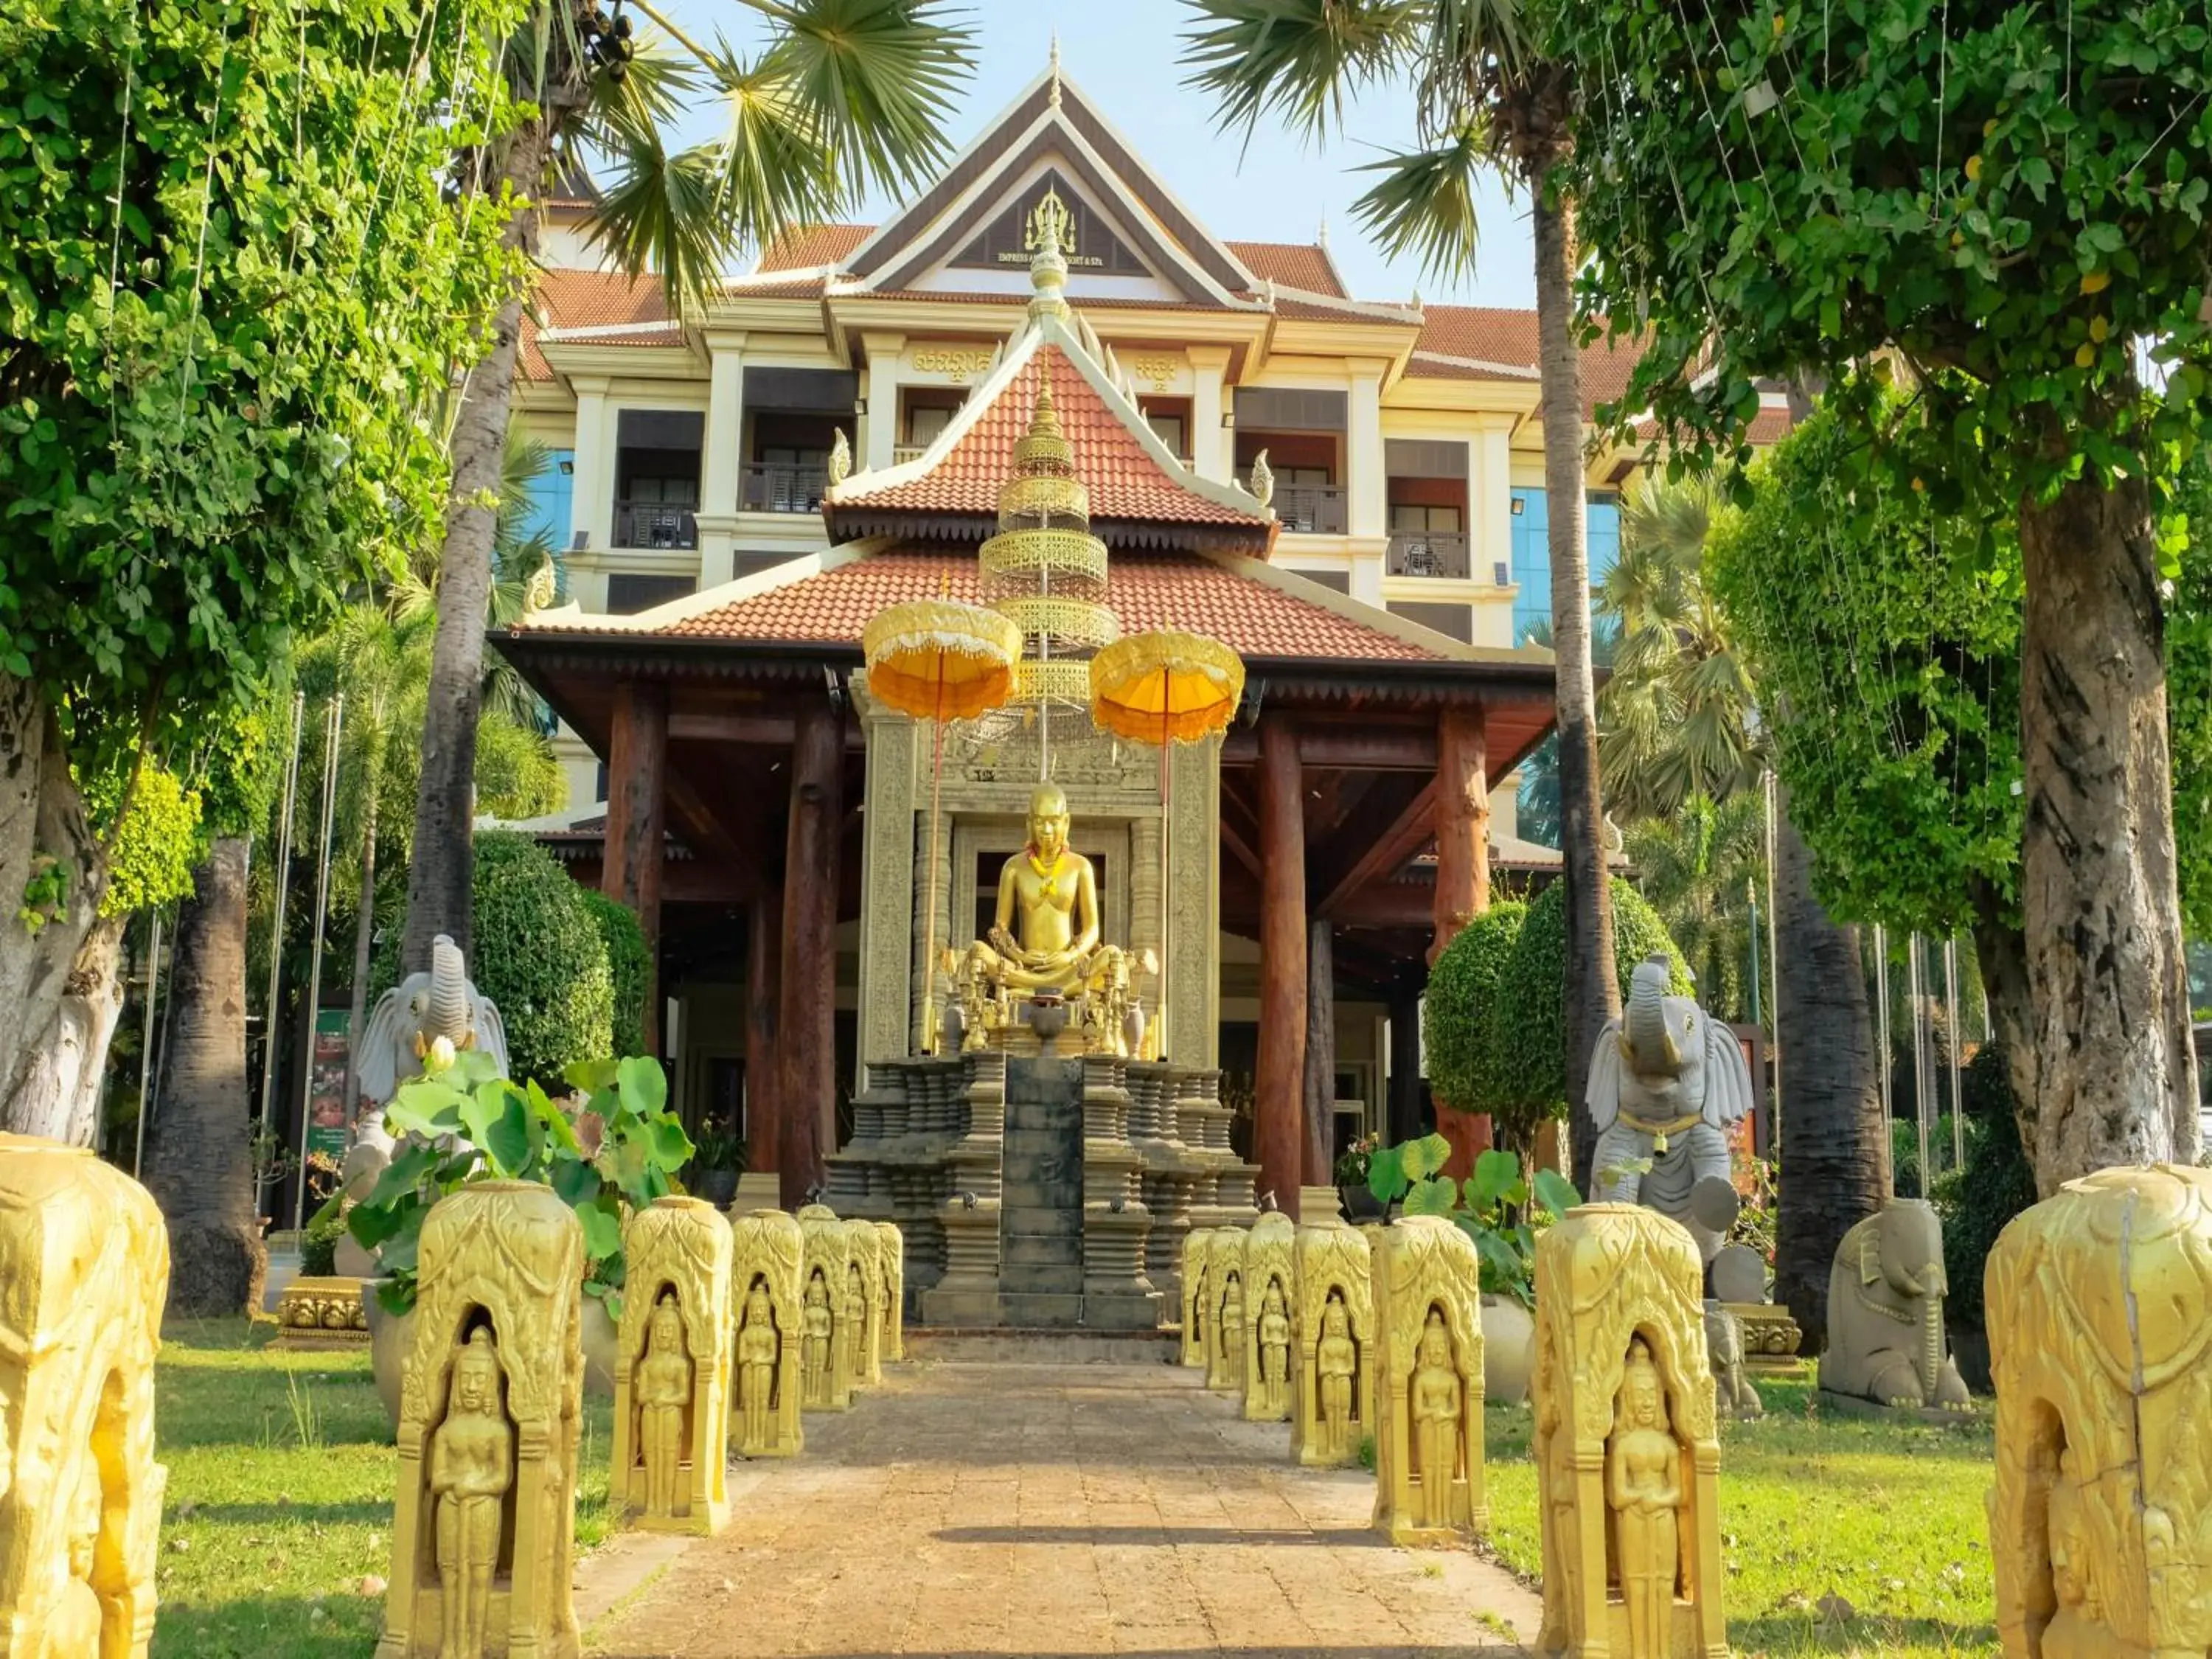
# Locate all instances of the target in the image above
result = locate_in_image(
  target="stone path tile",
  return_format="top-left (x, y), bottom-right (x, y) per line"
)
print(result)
top-left (582, 1360), bottom-right (1537, 1658)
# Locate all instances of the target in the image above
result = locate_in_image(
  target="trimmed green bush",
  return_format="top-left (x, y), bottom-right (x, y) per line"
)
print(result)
top-left (581, 889), bottom-right (650, 1060)
top-left (1491, 877), bottom-right (1690, 1130)
top-left (1424, 901), bottom-right (1527, 1119)
top-left (1933, 1044), bottom-right (2038, 1330)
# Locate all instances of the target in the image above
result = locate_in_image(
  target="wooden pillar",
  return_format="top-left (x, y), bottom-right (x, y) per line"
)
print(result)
top-left (777, 700), bottom-right (843, 1210)
top-left (1301, 916), bottom-right (1335, 1186)
top-left (1431, 703), bottom-right (1492, 1177)
top-left (1388, 981), bottom-right (1423, 1145)
top-left (602, 680), bottom-right (667, 1051)
top-left (1256, 713), bottom-right (1308, 1218)
top-left (745, 885), bottom-right (783, 1178)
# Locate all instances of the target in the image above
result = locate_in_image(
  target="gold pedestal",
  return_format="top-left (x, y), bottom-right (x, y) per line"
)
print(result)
top-left (1371, 1216), bottom-right (1485, 1546)
top-left (1292, 1219), bottom-right (1374, 1468)
top-left (273, 1275), bottom-right (371, 1348)
top-left (612, 1198), bottom-right (733, 1537)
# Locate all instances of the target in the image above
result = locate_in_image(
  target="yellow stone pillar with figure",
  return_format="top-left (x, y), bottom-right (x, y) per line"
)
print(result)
top-left (873, 1221), bottom-right (905, 1363)
top-left (1241, 1212), bottom-right (1296, 1422)
top-left (1531, 1203), bottom-right (1725, 1659)
top-left (1206, 1225), bottom-right (1248, 1394)
top-left (379, 1181), bottom-right (583, 1659)
top-left (1180, 1228), bottom-right (1214, 1368)
top-left (729, 1209), bottom-right (804, 1458)
top-left (797, 1206), bottom-right (858, 1411)
top-left (0, 1135), bottom-right (170, 1659)
top-left (843, 1218), bottom-right (885, 1388)
top-left (1984, 1164), bottom-right (2212, 1659)
top-left (612, 1197), bottom-right (732, 1535)
top-left (1371, 1215), bottom-right (1485, 1545)
top-left (1293, 1217), bottom-right (1374, 1468)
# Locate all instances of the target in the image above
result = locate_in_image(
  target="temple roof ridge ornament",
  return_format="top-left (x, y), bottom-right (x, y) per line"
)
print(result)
top-left (1026, 184), bottom-right (1074, 319)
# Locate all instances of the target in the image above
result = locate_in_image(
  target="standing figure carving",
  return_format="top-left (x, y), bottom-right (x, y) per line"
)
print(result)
top-left (635, 1295), bottom-right (691, 1520)
top-left (1607, 1338), bottom-right (1683, 1659)
top-left (1585, 956), bottom-right (1754, 1261)
top-left (1256, 1281), bottom-right (1292, 1418)
top-left (839, 1261), bottom-right (868, 1397)
top-left (737, 1279), bottom-right (779, 1453)
top-left (1317, 1293), bottom-right (1358, 1460)
top-left (1179, 1230), bottom-right (1212, 1368)
top-left (1818, 1198), bottom-right (1970, 1411)
top-left (431, 1329), bottom-right (514, 1659)
top-left (1218, 1272), bottom-right (1245, 1391)
top-left (801, 1270), bottom-right (834, 1408)
top-left (1412, 1310), bottom-right (1463, 1530)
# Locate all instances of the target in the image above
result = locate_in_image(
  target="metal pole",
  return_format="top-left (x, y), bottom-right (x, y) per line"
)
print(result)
top-left (1946, 936), bottom-right (1964, 1169)
top-left (1874, 923), bottom-right (1892, 1129)
top-left (257, 690), bottom-right (307, 1135)
top-left (1746, 880), bottom-right (1763, 1032)
top-left (131, 910), bottom-right (164, 1178)
top-left (1763, 769), bottom-right (1781, 1143)
top-left (1909, 933), bottom-right (1930, 1192)
top-left (291, 694), bottom-right (344, 1230)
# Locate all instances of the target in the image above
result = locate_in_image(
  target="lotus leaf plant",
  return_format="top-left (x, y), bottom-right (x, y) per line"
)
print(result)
top-left (1366, 1135), bottom-right (1582, 1308)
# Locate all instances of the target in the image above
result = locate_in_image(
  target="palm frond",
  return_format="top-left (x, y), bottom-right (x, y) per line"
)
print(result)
top-left (1349, 126), bottom-right (1488, 280)
top-left (1413, 0), bottom-right (1526, 136)
top-left (1182, 0), bottom-right (1425, 146)
top-left (760, 0), bottom-right (975, 200)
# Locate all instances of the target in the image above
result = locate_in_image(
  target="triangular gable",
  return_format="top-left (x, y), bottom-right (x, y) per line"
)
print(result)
top-left (843, 65), bottom-right (1262, 307)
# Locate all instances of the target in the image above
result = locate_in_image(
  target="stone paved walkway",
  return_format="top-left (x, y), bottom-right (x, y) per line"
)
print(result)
top-left (582, 1357), bottom-right (1537, 1658)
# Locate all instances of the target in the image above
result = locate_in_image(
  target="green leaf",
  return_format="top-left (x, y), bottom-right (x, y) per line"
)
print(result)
top-left (1402, 1133), bottom-right (1453, 1182)
top-left (1471, 1147), bottom-right (1523, 1209)
top-left (552, 1158), bottom-right (601, 1208)
top-left (1366, 1144), bottom-right (1408, 1205)
top-left (616, 1054), bottom-right (667, 1117)
top-left (1532, 1169), bottom-right (1584, 1220)
top-left (383, 1088), bottom-right (465, 1139)
top-left (563, 1057), bottom-right (620, 1093)
top-left (1403, 1175), bottom-right (1458, 1217)
top-left (575, 1197), bottom-right (623, 1263)
top-left (649, 1116), bottom-right (695, 1171)
top-left (459, 1082), bottom-right (532, 1178)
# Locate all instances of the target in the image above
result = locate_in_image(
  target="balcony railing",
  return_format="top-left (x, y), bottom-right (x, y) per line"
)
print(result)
top-left (740, 462), bottom-right (829, 514)
top-left (892, 444), bottom-right (928, 465)
top-left (1248, 481), bottom-right (1346, 534)
top-left (613, 499), bottom-right (698, 550)
top-left (1386, 531), bottom-right (1472, 580)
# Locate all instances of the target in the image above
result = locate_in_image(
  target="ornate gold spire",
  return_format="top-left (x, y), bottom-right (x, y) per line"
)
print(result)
top-left (1026, 184), bottom-right (1072, 319)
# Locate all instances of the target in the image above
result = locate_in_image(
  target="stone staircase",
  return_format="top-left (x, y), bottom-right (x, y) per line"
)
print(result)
top-left (999, 1059), bottom-right (1086, 1326)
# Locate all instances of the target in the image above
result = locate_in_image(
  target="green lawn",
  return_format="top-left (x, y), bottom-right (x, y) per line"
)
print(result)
top-left (1484, 1380), bottom-right (2000, 1658)
top-left (153, 1318), bottom-right (613, 1659)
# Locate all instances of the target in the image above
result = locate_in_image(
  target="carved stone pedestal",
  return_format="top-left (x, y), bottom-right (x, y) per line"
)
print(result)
top-left (0, 1135), bottom-right (170, 1659)
top-left (1293, 1219), bottom-right (1374, 1468)
top-left (1179, 1229), bottom-right (1214, 1367)
top-left (844, 1219), bottom-right (886, 1386)
top-left (1240, 1213), bottom-right (1295, 1422)
top-left (274, 1275), bottom-right (371, 1348)
top-left (1371, 1217), bottom-right (1485, 1545)
top-left (796, 1207), bottom-right (864, 1411)
top-left (729, 1210), bottom-right (804, 1458)
top-left (1532, 1203), bottom-right (1725, 1659)
top-left (873, 1221), bottom-right (905, 1362)
top-left (1205, 1225), bottom-right (1248, 1394)
top-left (613, 1197), bottom-right (732, 1535)
top-left (1986, 1164), bottom-right (2212, 1659)
top-left (379, 1180), bottom-right (583, 1659)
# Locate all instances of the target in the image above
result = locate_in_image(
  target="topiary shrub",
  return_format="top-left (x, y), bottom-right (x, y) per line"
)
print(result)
top-left (1933, 1043), bottom-right (2038, 1331)
top-left (1490, 877), bottom-right (1691, 1129)
top-left (580, 889), bottom-right (650, 1060)
top-left (1425, 902), bottom-right (1527, 1121)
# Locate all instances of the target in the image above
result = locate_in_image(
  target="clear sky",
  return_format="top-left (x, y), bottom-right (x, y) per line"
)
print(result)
top-left (643, 0), bottom-right (1538, 309)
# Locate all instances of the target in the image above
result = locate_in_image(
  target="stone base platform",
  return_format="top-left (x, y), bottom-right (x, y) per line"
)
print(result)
top-left (902, 1326), bottom-right (1178, 1365)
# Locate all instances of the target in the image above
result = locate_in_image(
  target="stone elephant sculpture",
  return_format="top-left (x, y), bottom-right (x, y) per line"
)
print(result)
top-left (1818, 1197), bottom-right (1971, 1411)
top-left (344, 933), bottom-right (507, 1194)
top-left (1585, 954), bottom-right (1755, 1261)
top-left (1703, 1304), bottom-right (1763, 1419)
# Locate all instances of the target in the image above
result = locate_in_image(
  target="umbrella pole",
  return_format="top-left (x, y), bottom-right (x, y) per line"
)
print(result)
top-left (922, 670), bottom-right (947, 1055)
top-left (1157, 674), bottom-right (1171, 1062)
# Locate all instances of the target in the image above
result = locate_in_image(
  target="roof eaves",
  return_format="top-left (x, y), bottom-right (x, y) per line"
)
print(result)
top-left (1409, 349), bottom-right (1542, 380)
top-left (1270, 285), bottom-right (1423, 324)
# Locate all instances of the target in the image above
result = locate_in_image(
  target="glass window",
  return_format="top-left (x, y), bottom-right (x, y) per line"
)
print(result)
top-left (906, 403), bottom-right (954, 447)
top-left (1509, 487), bottom-right (1621, 642)
top-left (1391, 504), bottom-right (1462, 532)
top-left (1147, 413), bottom-right (1187, 456)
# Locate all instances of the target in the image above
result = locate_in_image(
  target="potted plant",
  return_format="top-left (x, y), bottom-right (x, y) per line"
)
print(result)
top-left (1334, 1133), bottom-right (1382, 1220)
top-left (341, 1046), bottom-right (695, 1425)
top-left (1363, 1134), bottom-right (1580, 1405)
top-left (688, 1114), bottom-right (744, 1207)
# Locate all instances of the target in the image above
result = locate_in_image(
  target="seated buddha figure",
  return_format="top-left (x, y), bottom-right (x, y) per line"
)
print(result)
top-left (954, 784), bottom-right (1140, 1054)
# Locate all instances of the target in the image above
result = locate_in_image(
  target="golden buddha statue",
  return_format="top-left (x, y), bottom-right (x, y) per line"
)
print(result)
top-left (953, 783), bottom-right (1147, 1055)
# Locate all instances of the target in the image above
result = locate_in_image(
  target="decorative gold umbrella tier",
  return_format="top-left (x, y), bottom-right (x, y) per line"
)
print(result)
top-left (1090, 632), bottom-right (1248, 745)
top-left (995, 595), bottom-right (1119, 651)
top-left (1014, 658), bottom-right (1096, 706)
top-left (978, 526), bottom-right (1110, 588)
top-left (996, 472), bottom-right (1089, 525)
top-left (860, 599), bottom-right (1025, 722)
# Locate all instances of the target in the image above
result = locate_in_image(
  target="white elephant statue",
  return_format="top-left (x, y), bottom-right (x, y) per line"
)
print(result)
top-left (1585, 953), bottom-right (1755, 1262)
top-left (344, 933), bottom-right (507, 1192)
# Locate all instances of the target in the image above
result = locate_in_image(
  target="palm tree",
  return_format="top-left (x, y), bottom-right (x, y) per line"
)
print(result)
top-left (1599, 478), bottom-right (1763, 821)
top-left (1623, 793), bottom-right (1764, 1023)
top-left (1184, 1), bottom-right (1615, 1188)
top-left (403, 0), bottom-right (976, 974)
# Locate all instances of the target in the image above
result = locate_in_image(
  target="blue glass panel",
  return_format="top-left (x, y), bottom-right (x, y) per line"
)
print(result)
top-left (514, 449), bottom-right (574, 552)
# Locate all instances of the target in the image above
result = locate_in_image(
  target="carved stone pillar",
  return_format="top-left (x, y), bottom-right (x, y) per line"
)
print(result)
top-left (728, 1209), bottom-right (805, 1458)
top-left (613, 1197), bottom-right (733, 1535)
top-left (1293, 1217), bottom-right (1375, 1468)
top-left (1239, 1213), bottom-right (1295, 1423)
top-left (1371, 1214), bottom-right (1486, 1546)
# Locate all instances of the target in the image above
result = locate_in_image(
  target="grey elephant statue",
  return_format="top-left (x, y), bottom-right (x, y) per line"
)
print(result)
top-left (1818, 1197), bottom-right (1972, 1412)
top-left (344, 933), bottom-right (508, 1192)
top-left (1585, 953), bottom-right (1756, 1261)
top-left (1704, 1304), bottom-right (1764, 1419)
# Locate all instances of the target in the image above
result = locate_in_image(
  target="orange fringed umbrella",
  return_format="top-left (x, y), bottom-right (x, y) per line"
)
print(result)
top-left (863, 599), bottom-right (1024, 1052)
top-left (1090, 631), bottom-right (1245, 1060)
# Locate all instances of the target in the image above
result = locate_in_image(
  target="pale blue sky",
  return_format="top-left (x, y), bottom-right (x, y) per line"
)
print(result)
top-left (645, 0), bottom-right (1538, 308)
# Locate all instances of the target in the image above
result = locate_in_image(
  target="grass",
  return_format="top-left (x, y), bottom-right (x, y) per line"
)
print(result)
top-left (1484, 1380), bottom-right (2000, 1658)
top-left (153, 1318), bottom-right (613, 1658)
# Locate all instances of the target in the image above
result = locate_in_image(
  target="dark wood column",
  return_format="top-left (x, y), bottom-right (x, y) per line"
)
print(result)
top-left (1388, 979), bottom-right (1424, 1145)
top-left (1431, 703), bottom-right (1492, 1176)
top-left (777, 700), bottom-right (843, 1209)
top-left (1301, 915), bottom-right (1335, 1187)
top-left (745, 884), bottom-right (783, 1178)
top-left (1256, 712), bottom-right (1308, 1217)
top-left (602, 680), bottom-right (668, 1051)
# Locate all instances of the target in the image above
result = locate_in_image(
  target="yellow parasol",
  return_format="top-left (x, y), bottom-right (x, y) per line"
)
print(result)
top-left (863, 597), bottom-right (1024, 1052)
top-left (1090, 630), bottom-right (1245, 1060)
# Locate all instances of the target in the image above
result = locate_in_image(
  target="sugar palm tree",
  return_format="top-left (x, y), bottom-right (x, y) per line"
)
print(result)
top-left (1184, 0), bottom-right (1617, 1192)
top-left (403, 0), bottom-right (976, 974)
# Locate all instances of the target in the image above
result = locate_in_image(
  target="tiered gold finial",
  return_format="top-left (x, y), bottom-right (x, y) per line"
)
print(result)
top-left (1026, 185), bottom-right (1072, 319)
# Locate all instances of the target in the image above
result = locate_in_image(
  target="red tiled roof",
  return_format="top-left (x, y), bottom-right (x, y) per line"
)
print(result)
top-left (648, 549), bottom-right (1441, 661)
top-left (521, 269), bottom-right (676, 380)
top-left (1226, 241), bottom-right (1343, 297)
top-left (1410, 305), bottom-right (1647, 416)
top-left (757, 223), bottom-right (875, 273)
top-left (834, 347), bottom-right (1267, 527)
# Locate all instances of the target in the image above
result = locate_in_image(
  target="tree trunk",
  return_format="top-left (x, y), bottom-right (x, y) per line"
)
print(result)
top-left (0, 676), bottom-right (110, 1141)
top-left (400, 117), bottom-right (551, 975)
top-left (343, 773), bottom-right (380, 1119)
top-left (144, 838), bottom-right (269, 1316)
top-left (1771, 791), bottom-right (1888, 1354)
top-left (1964, 872), bottom-right (2038, 1152)
top-left (1531, 178), bottom-right (1618, 1195)
top-left (2017, 470), bottom-right (2200, 1191)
